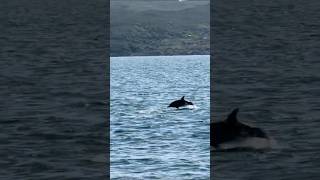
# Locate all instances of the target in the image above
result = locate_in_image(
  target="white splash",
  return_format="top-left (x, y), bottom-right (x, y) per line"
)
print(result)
top-left (178, 104), bottom-right (198, 110)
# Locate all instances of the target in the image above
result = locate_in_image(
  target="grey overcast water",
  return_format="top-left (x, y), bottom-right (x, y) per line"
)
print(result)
top-left (0, 0), bottom-right (108, 179)
top-left (212, 0), bottom-right (320, 179)
top-left (111, 55), bottom-right (210, 179)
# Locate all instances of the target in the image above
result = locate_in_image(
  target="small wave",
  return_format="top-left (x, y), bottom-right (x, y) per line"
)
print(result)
top-left (91, 154), bottom-right (107, 163)
top-left (136, 107), bottom-right (166, 118)
top-left (137, 107), bottom-right (163, 115)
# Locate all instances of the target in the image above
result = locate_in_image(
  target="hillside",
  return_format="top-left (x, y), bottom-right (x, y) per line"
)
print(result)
top-left (110, 0), bottom-right (209, 56)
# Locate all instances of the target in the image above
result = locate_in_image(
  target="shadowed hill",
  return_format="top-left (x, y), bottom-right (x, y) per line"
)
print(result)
top-left (111, 1), bottom-right (209, 56)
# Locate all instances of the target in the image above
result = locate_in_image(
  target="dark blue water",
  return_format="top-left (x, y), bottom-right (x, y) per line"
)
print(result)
top-left (212, 0), bottom-right (320, 179)
top-left (0, 0), bottom-right (108, 179)
top-left (111, 55), bottom-right (210, 179)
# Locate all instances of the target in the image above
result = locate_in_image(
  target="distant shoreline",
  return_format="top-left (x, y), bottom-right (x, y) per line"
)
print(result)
top-left (110, 1), bottom-right (209, 57)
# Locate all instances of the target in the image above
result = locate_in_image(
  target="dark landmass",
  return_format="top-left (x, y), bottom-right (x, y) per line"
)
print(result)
top-left (111, 0), bottom-right (209, 56)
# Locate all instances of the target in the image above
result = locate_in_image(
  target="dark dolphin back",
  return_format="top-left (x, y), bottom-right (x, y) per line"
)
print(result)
top-left (185, 100), bottom-right (193, 105)
top-left (181, 96), bottom-right (193, 105)
top-left (211, 120), bottom-right (242, 148)
top-left (225, 108), bottom-right (239, 124)
top-left (211, 108), bottom-right (240, 147)
top-left (168, 100), bottom-right (180, 107)
top-left (211, 108), bottom-right (268, 148)
top-left (250, 127), bottom-right (268, 138)
top-left (168, 96), bottom-right (193, 108)
top-left (239, 125), bottom-right (268, 138)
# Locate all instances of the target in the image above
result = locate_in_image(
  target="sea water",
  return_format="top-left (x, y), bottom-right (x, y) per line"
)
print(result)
top-left (110, 55), bottom-right (210, 179)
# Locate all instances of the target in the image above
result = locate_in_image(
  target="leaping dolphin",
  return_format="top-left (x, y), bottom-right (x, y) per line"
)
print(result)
top-left (168, 96), bottom-right (193, 109)
top-left (211, 108), bottom-right (269, 149)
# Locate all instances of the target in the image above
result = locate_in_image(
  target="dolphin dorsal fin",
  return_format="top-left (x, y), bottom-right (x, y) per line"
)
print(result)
top-left (226, 108), bottom-right (239, 124)
top-left (181, 96), bottom-right (185, 100)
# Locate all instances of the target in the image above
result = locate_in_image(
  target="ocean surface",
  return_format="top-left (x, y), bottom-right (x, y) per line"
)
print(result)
top-left (0, 0), bottom-right (108, 179)
top-left (212, 0), bottom-right (320, 179)
top-left (111, 55), bottom-right (210, 179)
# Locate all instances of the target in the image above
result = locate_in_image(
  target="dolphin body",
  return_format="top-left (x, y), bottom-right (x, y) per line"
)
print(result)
top-left (211, 108), bottom-right (268, 148)
top-left (168, 96), bottom-right (193, 109)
